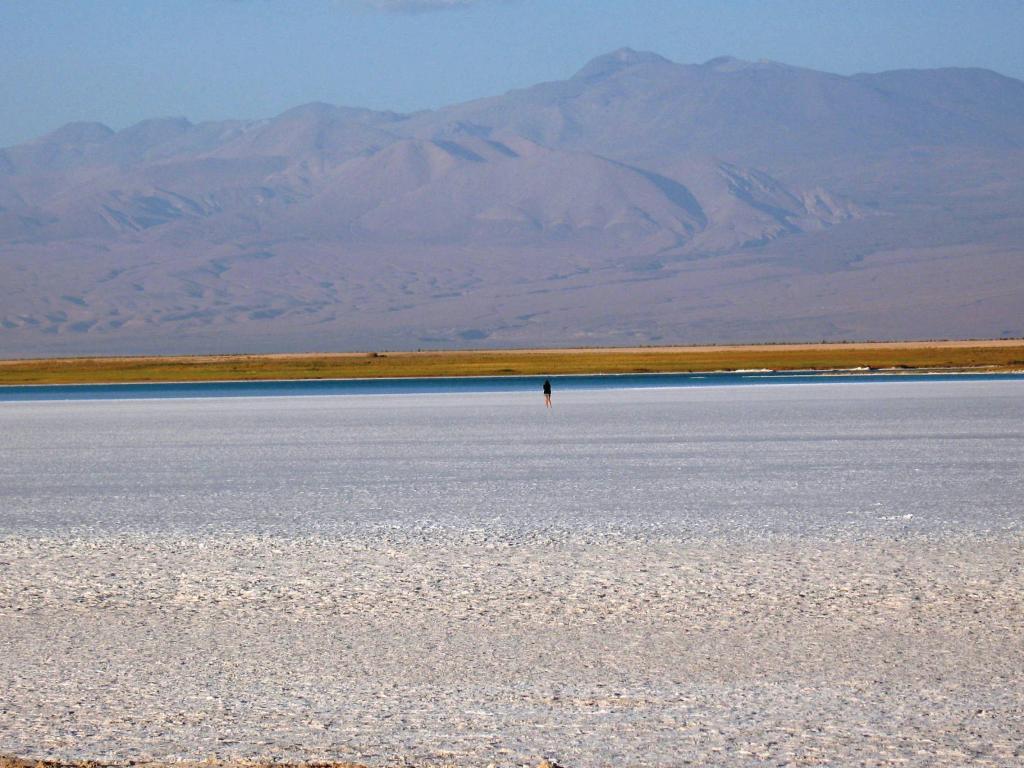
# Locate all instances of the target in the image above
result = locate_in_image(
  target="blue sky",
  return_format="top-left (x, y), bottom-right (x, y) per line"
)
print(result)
top-left (2, 0), bottom-right (1023, 147)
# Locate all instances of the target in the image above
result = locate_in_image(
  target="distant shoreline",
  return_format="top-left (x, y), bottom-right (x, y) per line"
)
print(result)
top-left (1, 339), bottom-right (1022, 386)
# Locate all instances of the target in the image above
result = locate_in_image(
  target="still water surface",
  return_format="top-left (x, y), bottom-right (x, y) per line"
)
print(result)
top-left (2, 369), bottom-right (1023, 401)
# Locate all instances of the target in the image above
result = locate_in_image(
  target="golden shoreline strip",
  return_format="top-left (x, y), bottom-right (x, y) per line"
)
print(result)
top-left (1, 340), bottom-right (1023, 386)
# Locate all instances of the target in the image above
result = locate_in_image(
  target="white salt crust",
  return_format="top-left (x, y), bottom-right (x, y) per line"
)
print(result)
top-left (1, 381), bottom-right (1022, 765)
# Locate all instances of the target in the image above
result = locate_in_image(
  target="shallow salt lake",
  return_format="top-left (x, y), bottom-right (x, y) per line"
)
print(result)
top-left (1, 379), bottom-right (1021, 537)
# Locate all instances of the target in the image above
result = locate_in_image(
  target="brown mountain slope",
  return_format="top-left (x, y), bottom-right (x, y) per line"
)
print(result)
top-left (0, 50), bottom-right (1022, 356)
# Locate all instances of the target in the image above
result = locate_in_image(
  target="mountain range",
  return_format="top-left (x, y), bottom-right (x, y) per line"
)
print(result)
top-left (2, 48), bottom-right (1023, 356)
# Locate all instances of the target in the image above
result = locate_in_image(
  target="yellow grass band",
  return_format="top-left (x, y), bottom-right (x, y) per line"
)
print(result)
top-left (1, 340), bottom-right (1023, 386)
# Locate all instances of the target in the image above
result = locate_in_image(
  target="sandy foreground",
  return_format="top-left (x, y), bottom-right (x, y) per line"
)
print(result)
top-left (1, 383), bottom-right (1023, 766)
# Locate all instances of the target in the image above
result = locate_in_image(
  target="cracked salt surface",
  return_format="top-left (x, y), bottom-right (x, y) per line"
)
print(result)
top-left (1, 381), bottom-right (1022, 766)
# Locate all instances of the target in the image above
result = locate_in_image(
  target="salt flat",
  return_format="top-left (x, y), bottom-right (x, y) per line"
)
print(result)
top-left (2, 381), bottom-right (1022, 536)
top-left (1, 381), bottom-right (1022, 766)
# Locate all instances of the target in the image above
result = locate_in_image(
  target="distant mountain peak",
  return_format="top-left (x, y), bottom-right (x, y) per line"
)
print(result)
top-left (703, 56), bottom-right (747, 71)
top-left (277, 101), bottom-right (405, 126)
top-left (279, 102), bottom-right (342, 119)
top-left (117, 116), bottom-right (193, 135)
top-left (572, 47), bottom-right (673, 81)
top-left (35, 121), bottom-right (114, 146)
top-left (702, 56), bottom-right (784, 73)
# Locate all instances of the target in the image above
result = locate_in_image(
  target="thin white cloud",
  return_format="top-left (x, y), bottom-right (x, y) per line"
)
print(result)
top-left (363, 0), bottom-right (483, 12)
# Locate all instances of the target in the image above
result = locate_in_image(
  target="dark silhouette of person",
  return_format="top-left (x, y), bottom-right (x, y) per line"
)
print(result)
top-left (543, 378), bottom-right (552, 408)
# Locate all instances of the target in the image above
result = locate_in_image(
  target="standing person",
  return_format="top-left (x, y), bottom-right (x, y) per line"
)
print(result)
top-left (543, 378), bottom-right (552, 408)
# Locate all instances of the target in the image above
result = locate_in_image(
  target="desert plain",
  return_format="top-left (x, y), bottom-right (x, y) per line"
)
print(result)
top-left (1, 380), bottom-right (1022, 767)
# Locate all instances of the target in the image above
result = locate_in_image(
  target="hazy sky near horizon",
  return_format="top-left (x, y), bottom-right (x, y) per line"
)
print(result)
top-left (2, 0), bottom-right (1023, 148)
